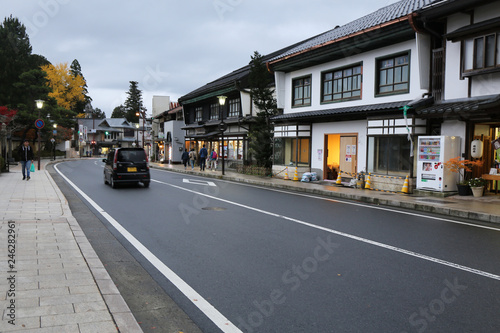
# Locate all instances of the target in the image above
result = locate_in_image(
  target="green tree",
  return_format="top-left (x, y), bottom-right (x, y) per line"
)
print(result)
top-left (93, 107), bottom-right (106, 119)
top-left (0, 16), bottom-right (34, 107)
top-left (124, 81), bottom-right (146, 123)
top-left (70, 59), bottom-right (92, 114)
top-left (247, 51), bottom-right (278, 168)
top-left (111, 104), bottom-right (126, 118)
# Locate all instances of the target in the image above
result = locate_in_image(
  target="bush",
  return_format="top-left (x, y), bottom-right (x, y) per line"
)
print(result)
top-left (236, 164), bottom-right (272, 177)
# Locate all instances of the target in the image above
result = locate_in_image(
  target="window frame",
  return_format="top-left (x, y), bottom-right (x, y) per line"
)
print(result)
top-left (228, 98), bottom-right (241, 118)
top-left (195, 107), bottom-right (203, 122)
top-left (375, 51), bottom-right (411, 97)
top-left (321, 63), bottom-right (362, 103)
top-left (461, 32), bottom-right (500, 77)
top-left (210, 103), bottom-right (220, 120)
top-left (366, 135), bottom-right (413, 176)
top-left (292, 75), bottom-right (312, 107)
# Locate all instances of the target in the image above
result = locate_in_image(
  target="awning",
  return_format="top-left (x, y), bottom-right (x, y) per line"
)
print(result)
top-left (415, 94), bottom-right (500, 120)
top-left (271, 100), bottom-right (412, 122)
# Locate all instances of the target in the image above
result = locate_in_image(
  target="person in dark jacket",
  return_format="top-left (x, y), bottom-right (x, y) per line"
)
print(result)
top-left (18, 139), bottom-right (34, 180)
top-left (199, 144), bottom-right (208, 171)
top-left (181, 149), bottom-right (189, 169)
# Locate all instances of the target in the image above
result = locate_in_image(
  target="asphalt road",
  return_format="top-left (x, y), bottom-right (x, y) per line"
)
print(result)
top-left (52, 159), bottom-right (500, 333)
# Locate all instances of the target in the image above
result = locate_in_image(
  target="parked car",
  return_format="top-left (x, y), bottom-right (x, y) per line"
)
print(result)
top-left (103, 148), bottom-right (150, 188)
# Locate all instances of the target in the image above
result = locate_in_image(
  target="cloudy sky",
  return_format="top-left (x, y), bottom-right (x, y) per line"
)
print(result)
top-left (2, 0), bottom-right (399, 116)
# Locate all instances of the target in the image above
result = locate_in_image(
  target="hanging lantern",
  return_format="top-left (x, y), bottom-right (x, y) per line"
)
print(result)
top-left (471, 139), bottom-right (483, 158)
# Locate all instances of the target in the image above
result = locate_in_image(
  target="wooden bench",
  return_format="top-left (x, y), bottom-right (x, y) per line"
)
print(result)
top-left (482, 174), bottom-right (500, 194)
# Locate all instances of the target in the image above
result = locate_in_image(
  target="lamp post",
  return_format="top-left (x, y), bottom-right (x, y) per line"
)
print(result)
top-left (52, 123), bottom-right (57, 160)
top-left (217, 95), bottom-right (227, 175)
top-left (35, 99), bottom-right (44, 170)
top-left (136, 111), bottom-right (146, 149)
top-left (135, 123), bottom-right (140, 147)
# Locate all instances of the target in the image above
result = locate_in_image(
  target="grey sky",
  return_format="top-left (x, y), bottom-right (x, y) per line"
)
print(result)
top-left (2, 0), bottom-right (398, 116)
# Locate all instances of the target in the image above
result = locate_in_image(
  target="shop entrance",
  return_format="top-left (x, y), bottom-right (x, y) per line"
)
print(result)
top-left (324, 134), bottom-right (358, 180)
top-left (472, 125), bottom-right (500, 193)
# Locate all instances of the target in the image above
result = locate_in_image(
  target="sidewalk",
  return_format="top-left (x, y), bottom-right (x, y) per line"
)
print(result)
top-left (0, 161), bottom-right (142, 333)
top-left (150, 162), bottom-right (500, 225)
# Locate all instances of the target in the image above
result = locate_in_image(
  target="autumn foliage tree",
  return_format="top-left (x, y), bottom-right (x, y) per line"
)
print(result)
top-left (41, 63), bottom-right (86, 110)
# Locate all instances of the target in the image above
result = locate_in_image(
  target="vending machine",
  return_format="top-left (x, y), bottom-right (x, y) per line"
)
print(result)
top-left (417, 136), bottom-right (461, 192)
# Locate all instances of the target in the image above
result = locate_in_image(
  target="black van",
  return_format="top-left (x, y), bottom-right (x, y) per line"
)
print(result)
top-left (103, 148), bottom-right (150, 188)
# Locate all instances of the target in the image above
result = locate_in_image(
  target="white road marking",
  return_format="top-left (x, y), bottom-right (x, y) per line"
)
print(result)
top-left (183, 178), bottom-right (217, 186)
top-left (153, 178), bottom-right (500, 281)
top-left (54, 164), bottom-right (242, 333)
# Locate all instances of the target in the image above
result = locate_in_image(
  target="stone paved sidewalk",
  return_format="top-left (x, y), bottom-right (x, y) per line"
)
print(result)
top-left (0, 163), bottom-right (143, 333)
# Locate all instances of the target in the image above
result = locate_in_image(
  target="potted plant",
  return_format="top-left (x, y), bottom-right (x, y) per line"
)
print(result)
top-left (467, 177), bottom-right (487, 197)
top-left (444, 157), bottom-right (483, 196)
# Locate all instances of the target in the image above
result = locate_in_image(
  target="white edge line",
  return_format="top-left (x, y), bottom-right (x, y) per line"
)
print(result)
top-left (152, 178), bottom-right (500, 282)
top-left (54, 163), bottom-right (242, 333)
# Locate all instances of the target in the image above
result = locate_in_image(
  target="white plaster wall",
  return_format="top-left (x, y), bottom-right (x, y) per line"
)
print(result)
top-left (152, 96), bottom-right (170, 117)
top-left (441, 120), bottom-right (466, 156)
top-left (471, 72), bottom-right (500, 97)
top-left (282, 39), bottom-right (428, 115)
top-left (240, 91), bottom-right (252, 116)
top-left (474, 2), bottom-right (500, 22)
top-left (311, 120), bottom-right (367, 172)
top-left (444, 13), bottom-right (471, 100)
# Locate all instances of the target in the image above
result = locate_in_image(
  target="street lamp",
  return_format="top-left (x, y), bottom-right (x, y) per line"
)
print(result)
top-left (217, 95), bottom-right (227, 175)
top-left (136, 111), bottom-right (145, 149)
top-left (135, 123), bottom-right (140, 146)
top-left (35, 99), bottom-right (44, 170)
top-left (52, 123), bottom-right (57, 160)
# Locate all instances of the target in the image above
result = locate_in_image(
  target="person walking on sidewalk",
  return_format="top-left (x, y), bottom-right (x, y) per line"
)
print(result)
top-left (199, 144), bottom-right (208, 171)
top-left (188, 148), bottom-right (196, 170)
top-left (18, 139), bottom-right (34, 180)
top-left (209, 149), bottom-right (218, 171)
top-left (181, 149), bottom-right (189, 169)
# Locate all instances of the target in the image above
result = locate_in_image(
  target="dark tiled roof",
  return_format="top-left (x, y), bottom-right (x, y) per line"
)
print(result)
top-left (272, 101), bottom-right (411, 121)
top-left (416, 94), bottom-right (500, 116)
top-left (179, 40), bottom-right (318, 104)
top-left (270, 0), bottom-right (441, 63)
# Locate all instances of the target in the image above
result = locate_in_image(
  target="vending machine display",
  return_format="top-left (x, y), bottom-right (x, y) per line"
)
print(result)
top-left (417, 136), bottom-right (461, 192)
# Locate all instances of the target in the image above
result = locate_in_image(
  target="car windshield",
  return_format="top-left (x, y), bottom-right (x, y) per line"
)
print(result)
top-left (117, 150), bottom-right (146, 162)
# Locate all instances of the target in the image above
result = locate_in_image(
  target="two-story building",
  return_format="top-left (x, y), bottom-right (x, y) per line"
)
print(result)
top-left (267, 0), bottom-right (443, 191)
top-left (415, 0), bottom-right (500, 188)
top-left (178, 45), bottom-right (302, 170)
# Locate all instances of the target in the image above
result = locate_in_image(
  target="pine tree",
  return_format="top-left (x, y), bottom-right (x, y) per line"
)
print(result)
top-left (70, 59), bottom-right (92, 114)
top-left (247, 51), bottom-right (278, 168)
top-left (124, 81), bottom-right (146, 123)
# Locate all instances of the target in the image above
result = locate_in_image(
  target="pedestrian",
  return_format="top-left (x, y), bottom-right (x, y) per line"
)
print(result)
top-left (188, 148), bottom-right (196, 170)
top-left (199, 144), bottom-right (208, 171)
top-left (181, 148), bottom-right (189, 170)
top-left (18, 139), bottom-right (34, 180)
top-left (209, 149), bottom-right (218, 171)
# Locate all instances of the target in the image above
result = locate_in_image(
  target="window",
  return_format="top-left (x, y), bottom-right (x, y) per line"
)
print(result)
top-left (273, 137), bottom-right (310, 165)
top-left (292, 76), bottom-right (311, 107)
top-left (367, 136), bottom-right (411, 176)
top-left (377, 53), bottom-right (409, 95)
top-left (463, 33), bottom-right (500, 73)
top-left (210, 103), bottom-right (220, 120)
top-left (228, 98), bottom-right (240, 118)
top-left (195, 107), bottom-right (203, 122)
top-left (322, 65), bottom-right (362, 102)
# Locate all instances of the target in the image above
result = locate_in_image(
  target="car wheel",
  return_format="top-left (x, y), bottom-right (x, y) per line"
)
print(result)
top-left (111, 177), bottom-right (117, 189)
top-left (143, 181), bottom-right (150, 188)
